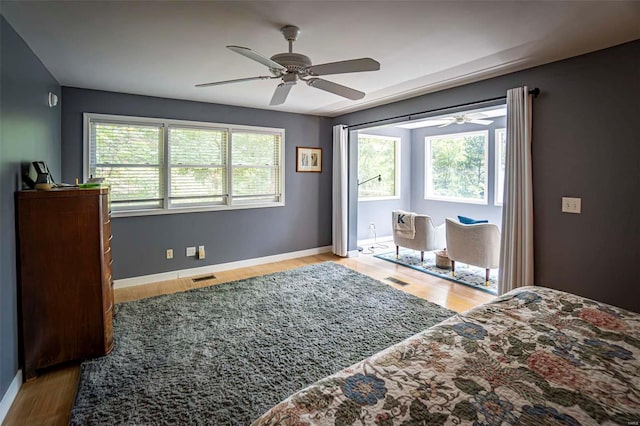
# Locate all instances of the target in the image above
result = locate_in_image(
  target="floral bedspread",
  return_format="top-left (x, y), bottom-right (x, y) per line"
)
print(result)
top-left (253, 286), bottom-right (640, 425)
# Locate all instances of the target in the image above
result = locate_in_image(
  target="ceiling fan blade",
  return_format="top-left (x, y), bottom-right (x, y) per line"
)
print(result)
top-left (270, 83), bottom-right (293, 106)
top-left (227, 46), bottom-right (285, 71)
top-left (438, 121), bottom-right (454, 128)
top-left (307, 78), bottom-right (365, 100)
top-left (468, 119), bottom-right (494, 125)
top-left (195, 76), bottom-right (273, 88)
top-left (422, 119), bottom-right (453, 126)
top-left (397, 119), bottom-right (453, 129)
top-left (306, 58), bottom-right (380, 76)
top-left (466, 112), bottom-right (489, 120)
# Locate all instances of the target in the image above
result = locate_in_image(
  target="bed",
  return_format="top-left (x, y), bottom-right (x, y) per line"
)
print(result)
top-left (253, 286), bottom-right (640, 425)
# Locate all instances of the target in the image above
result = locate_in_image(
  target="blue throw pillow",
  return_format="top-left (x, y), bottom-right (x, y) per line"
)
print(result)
top-left (458, 215), bottom-right (489, 225)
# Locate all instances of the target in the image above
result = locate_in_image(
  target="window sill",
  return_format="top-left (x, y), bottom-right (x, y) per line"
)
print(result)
top-left (111, 202), bottom-right (285, 218)
top-left (424, 196), bottom-right (488, 205)
top-left (358, 196), bottom-right (401, 202)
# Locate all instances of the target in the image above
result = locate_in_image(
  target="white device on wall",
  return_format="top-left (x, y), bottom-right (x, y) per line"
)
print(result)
top-left (48, 92), bottom-right (58, 108)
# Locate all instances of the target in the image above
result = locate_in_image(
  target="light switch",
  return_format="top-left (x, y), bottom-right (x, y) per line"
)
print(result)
top-left (186, 246), bottom-right (196, 256)
top-left (166, 249), bottom-right (173, 259)
top-left (562, 197), bottom-right (581, 214)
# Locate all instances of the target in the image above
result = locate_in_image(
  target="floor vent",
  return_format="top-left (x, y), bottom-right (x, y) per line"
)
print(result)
top-left (386, 276), bottom-right (409, 286)
top-left (192, 274), bottom-right (216, 282)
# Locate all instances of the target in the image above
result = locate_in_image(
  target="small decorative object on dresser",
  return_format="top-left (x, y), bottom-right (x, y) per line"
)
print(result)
top-left (296, 147), bottom-right (322, 172)
top-left (15, 187), bottom-right (114, 380)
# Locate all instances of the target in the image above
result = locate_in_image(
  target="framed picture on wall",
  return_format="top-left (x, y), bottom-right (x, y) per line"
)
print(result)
top-left (296, 147), bottom-right (322, 172)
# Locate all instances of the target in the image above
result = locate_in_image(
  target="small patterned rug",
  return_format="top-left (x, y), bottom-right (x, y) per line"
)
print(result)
top-left (375, 248), bottom-right (498, 294)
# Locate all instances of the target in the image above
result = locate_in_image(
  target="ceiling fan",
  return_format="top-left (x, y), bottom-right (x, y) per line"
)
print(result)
top-left (432, 113), bottom-right (493, 127)
top-left (196, 25), bottom-right (380, 106)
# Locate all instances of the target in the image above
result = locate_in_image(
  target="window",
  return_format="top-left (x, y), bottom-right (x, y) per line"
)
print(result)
top-left (169, 126), bottom-right (228, 207)
top-left (357, 134), bottom-right (400, 200)
top-left (425, 130), bottom-right (488, 204)
top-left (495, 128), bottom-right (506, 205)
top-left (85, 113), bottom-right (284, 216)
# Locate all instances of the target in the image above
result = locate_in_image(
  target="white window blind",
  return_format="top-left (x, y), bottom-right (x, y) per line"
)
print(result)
top-left (169, 126), bottom-right (228, 207)
top-left (85, 113), bottom-right (285, 216)
top-left (231, 131), bottom-right (282, 203)
top-left (89, 120), bottom-right (164, 210)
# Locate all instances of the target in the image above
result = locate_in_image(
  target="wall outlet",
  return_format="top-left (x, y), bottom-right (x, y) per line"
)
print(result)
top-left (198, 245), bottom-right (206, 260)
top-left (166, 249), bottom-right (173, 260)
top-left (186, 246), bottom-right (196, 256)
top-left (562, 197), bottom-right (581, 214)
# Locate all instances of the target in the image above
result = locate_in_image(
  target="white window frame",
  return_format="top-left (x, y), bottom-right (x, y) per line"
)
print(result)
top-left (424, 130), bottom-right (489, 205)
top-left (494, 128), bottom-right (506, 206)
top-left (357, 134), bottom-right (401, 202)
top-left (84, 113), bottom-right (285, 217)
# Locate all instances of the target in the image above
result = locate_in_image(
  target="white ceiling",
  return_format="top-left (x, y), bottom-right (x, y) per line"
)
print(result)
top-left (2, 1), bottom-right (639, 117)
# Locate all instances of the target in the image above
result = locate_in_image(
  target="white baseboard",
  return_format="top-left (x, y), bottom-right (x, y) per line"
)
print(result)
top-left (114, 245), bottom-right (333, 289)
top-left (357, 235), bottom-right (393, 247)
top-left (0, 370), bottom-right (22, 424)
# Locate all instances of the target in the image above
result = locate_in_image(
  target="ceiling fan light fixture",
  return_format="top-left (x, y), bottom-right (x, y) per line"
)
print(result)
top-left (282, 73), bottom-right (298, 85)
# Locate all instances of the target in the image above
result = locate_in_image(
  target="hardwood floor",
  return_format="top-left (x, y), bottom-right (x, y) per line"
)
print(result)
top-left (3, 251), bottom-right (494, 425)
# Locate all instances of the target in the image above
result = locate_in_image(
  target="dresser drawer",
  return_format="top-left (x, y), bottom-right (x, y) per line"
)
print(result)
top-left (103, 219), bottom-right (112, 249)
top-left (103, 307), bottom-right (114, 353)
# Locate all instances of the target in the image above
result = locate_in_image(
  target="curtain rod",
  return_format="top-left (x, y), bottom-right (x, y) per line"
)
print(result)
top-left (346, 88), bottom-right (540, 129)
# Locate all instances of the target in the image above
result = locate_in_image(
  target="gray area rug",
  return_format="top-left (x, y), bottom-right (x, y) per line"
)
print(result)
top-left (375, 248), bottom-right (498, 294)
top-left (71, 262), bottom-right (454, 425)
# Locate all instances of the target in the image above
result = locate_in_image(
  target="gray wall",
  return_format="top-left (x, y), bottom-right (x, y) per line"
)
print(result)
top-left (410, 116), bottom-right (506, 227)
top-left (335, 40), bottom-right (640, 313)
top-left (61, 87), bottom-right (333, 279)
top-left (0, 15), bottom-right (61, 398)
top-left (356, 127), bottom-right (411, 241)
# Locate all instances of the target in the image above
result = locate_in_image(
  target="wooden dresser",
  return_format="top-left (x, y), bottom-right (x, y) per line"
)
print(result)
top-left (15, 188), bottom-right (114, 380)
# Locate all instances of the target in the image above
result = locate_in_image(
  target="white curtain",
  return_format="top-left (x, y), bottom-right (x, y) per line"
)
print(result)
top-left (499, 86), bottom-right (534, 294)
top-left (332, 124), bottom-right (349, 257)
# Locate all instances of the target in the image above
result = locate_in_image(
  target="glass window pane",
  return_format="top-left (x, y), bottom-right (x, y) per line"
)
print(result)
top-left (232, 167), bottom-right (277, 196)
top-left (232, 132), bottom-right (279, 166)
top-left (170, 167), bottom-right (226, 198)
top-left (170, 127), bottom-right (227, 165)
top-left (94, 166), bottom-right (162, 202)
top-left (171, 196), bottom-right (225, 206)
top-left (495, 129), bottom-right (507, 205)
top-left (358, 135), bottom-right (398, 199)
top-left (426, 131), bottom-right (487, 202)
top-left (92, 123), bottom-right (161, 165)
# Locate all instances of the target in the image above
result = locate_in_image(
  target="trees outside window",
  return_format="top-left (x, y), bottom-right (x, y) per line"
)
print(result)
top-left (495, 128), bottom-right (506, 205)
top-left (86, 114), bottom-right (284, 215)
top-left (425, 130), bottom-right (488, 204)
top-left (358, 134), bottom-right (400, 200)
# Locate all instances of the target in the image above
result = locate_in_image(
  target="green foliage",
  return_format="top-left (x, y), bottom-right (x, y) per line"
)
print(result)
top-left (91, 122), bottom-right (281, 209)
top-left (94, 123), bottom-right (161, 164)
top-left (496, 129), bottom-right (506, 204)
top-left (170, 127), bottom-right (225, 165)
top-left (232, 132), bottom-right (279, 166)
top-left (427, 133), bottom-right (486, 201)
top-left (358, 136), bottom-right (397, 198)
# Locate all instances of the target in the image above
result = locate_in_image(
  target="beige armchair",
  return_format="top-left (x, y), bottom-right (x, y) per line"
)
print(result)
top-left (445, 218), bottom-right (500, 285)
top-left (392, 211), bottom-right (445, 263)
